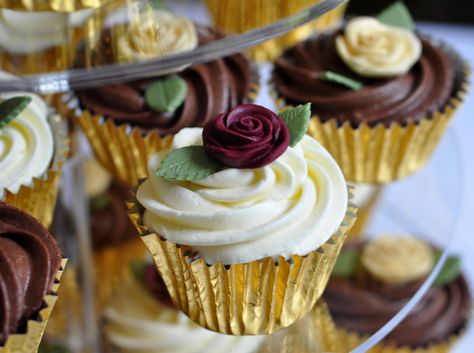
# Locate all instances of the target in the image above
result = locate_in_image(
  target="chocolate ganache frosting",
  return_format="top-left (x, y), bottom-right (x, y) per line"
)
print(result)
top-left (90, 182), bottom-right (138, 250)
top-left (273, 31), bottom-right (456, 127)
top-left (324, 242), bottom-right (470, 347)
top-left (0, 203), bottom-right (62, 345)
top-left (77, 27), bottom-right (255, 135)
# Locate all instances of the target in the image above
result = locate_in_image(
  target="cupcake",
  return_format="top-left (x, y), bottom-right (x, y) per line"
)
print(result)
top-left (0, 9), bottom-right (71, 75)
top-left (129, 103), bottom-right (357, 334)
top-left (71, 18), bottom-right (259, 185)
top-left (205, 0), bottom-right (347, 61)
top-left (325, 235), bottom-right (471, 353)
top-left (0, 202), bottom-right (66, 352)
top-left (84, 158), bottom-right (147, 310)
top-left (272, 3), bottom-right (469, 183)
top-left (0, 93), bottom-right (68, 228)
top-left (104, 263), bottom-right (265, 353)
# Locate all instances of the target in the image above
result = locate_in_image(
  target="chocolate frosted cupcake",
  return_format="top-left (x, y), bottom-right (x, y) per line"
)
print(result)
top-left (82, 159), bottom-right (146, 310)
top-left (325, 235), bottom-right (471, 352)
top-left (72, 22), bottom-right (259, 185)
top-left (272, 8), bottom-right (468, 183)
top-left (0, 202), bottom-right (65, 352)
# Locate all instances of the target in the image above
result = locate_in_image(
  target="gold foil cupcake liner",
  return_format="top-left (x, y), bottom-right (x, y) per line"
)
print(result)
top-left (129, 188), bottom-right (357, 335)
top-left (45, 265), bottom-right (83, 339)
top-left (0, 0), bottom-right (114, 12)
top-left (66, 77), bottom-right (260, 186)
top-left (0, 259), bottom-right (67, 353)
top-left (273, 44), bottom-right (470, 184)
top-left (258, 301), bottom-right (343, 353)
top-left (336, 326), bottom-right (465, 353)
top-left (2, 112), bottom-right (69, 228)
top-left (205, 0), bottom-right (346, 61)
top-left (93, 238), bottom-right (147, 311)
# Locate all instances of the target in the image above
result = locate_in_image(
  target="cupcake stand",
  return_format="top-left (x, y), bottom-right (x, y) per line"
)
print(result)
top-left (0, 1), bottom-right (466, 353)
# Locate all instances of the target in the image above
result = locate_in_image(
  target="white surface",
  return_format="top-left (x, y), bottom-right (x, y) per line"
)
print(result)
top-left (417, 22), bottom-right (474, 353)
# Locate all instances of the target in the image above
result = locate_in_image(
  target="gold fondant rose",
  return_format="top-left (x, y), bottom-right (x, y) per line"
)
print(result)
top-left (117, 10), bottom-right (197, 62)
top-left (336, 17), bottom-right (422, 78)
top-left (361, 235), bottom-right (434, 284)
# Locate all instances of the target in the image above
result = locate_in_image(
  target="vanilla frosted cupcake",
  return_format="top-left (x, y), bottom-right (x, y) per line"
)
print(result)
top-left (0, 9), bottom-right (70, 74)
top-left (104, 265), bottom-right (264, 353)
top-left (130, 103), bottom-right (357, 334)
top-left (0, 93), bottom-right (67, 227)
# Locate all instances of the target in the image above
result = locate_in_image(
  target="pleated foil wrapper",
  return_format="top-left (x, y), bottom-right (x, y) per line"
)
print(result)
top-left (273, 40), bottom-right (470, 184)
top-left (204, 0), bottom-right (347, 61)
top-left (0, 259), bottom-right (67, 353)
top-left (336, 327), bottom-right (466, 353)
top-left (128, 187), bottom-right (357, 336)
top-left (0, 0), bottom-right (111, 11)
top-left (258, 301), bottom-right (343, 353)
top-left (2, 112), bottom-right (69, 228)
top-left (93, 238), bottom-right (148, 311)
top-left (65, 76), bottom-right (260, 186)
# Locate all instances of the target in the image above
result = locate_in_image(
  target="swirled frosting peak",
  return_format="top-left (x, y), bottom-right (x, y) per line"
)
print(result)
top-left (137, 127), bottom-right (348, 265)
top-left (0, 92), bottom-right (54, 197)
top-left (0, 203), bottom-right (62, 345)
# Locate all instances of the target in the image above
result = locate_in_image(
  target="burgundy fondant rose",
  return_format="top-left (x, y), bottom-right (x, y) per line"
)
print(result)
top-left (202, 104), bottom-right (290, 169)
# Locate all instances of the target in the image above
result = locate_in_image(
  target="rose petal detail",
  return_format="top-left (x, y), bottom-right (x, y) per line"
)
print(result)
top-left (203, 104), bottom-right (290, 169)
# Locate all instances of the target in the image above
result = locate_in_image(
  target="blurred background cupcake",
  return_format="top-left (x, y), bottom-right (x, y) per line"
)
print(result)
top-left (272, 3), bottom-right (469, 183)
top-left (103, 263), bottom-right (265, 353)
top-left (71, 7), bottom-right (259, 185)
top-left (204, 0), bottom-right (347, 61)
top-left (0, 92), bottom-right (68, 228)
top-left (325, 235), bottom-right (471, 353)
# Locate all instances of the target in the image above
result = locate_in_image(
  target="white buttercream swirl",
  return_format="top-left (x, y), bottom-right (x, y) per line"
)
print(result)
top-left (137, 128), bottom-right (348, 265)
top-left (336, 17), bottom-right (422, 78)
top-left (0, 10), bottom-right (69, 53)
top-left (0, 92), bottom-right (54, 197)
top-left (104, 278), bottom-right (264, 353)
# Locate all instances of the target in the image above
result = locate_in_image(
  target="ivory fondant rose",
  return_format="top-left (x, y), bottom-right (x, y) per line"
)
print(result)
top-left (336, 17), bottom-right (422, 78)
top-left (203, 104), bottom-right (290, 168)
top-left (117, 10), bottom-right (198, 62)
top-left (361, 235), bottom-right (434, 284)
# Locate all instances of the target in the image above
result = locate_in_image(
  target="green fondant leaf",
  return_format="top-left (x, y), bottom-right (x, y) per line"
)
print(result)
top-left (145, 75), bottom-right (187, 113)
top-left (333, 248), bottom-right (361, 277)
top-left (278, 103), bottom-right (311, 147)
top-left (317, 71), bottom-right (363, 91)
top-left (377, 1), bottom-right (415, 31)
top-left (0, 96), bottom-right (32, 129)
top-left (156, 146), bottom-right (224, 180)
top-left (433, 251), bottom-right (461, 287)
